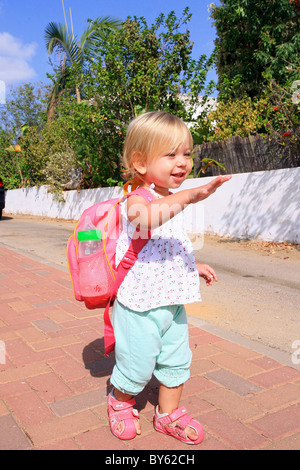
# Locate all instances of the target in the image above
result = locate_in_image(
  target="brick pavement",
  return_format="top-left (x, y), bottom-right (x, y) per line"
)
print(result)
top-left (0, 245), bottom-right (299, 450)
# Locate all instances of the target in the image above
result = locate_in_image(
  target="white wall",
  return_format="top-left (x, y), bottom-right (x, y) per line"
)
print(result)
top-left (5, 185), bottom-right (122, 220)
top-left (181, 168), bottom-right (300, 244)
top-left (4, 168), bottom-right (300, 244)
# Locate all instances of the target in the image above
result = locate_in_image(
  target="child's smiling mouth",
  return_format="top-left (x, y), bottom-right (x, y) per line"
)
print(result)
top-left (171, 172), bottom-right (186, 181)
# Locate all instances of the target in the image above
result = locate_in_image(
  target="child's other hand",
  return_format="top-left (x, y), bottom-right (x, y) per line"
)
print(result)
top-left (189, 175), bottom-right (232, 204)
top-left (197, 263), bottom-right (218, 286)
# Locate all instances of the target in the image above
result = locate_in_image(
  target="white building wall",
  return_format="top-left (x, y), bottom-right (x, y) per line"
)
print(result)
top-left (4, 168), bottom-right (300, 244)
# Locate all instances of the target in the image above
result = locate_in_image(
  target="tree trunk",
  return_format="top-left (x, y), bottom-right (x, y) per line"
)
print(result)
top-left (47, 89), bottom-right (66, 123)
top-left (47, 94), bottom-right (56, 124)
top-left (76, 87), bottom-right (81, 104)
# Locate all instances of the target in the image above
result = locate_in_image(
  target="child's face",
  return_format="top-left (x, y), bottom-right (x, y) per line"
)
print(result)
top-left (142, 137), bottom-right (192, 196)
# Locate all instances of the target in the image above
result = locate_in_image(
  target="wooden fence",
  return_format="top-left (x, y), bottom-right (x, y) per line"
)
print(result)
top-left (193, 134), bottom-right (300, 177)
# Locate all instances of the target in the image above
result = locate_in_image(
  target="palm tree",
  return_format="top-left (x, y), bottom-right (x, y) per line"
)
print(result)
top-left (45, 16), bottom-right (122, 120)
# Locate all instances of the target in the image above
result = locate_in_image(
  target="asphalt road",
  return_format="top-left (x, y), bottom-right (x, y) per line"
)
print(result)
top-left (0, 213), bottom-right (299, 366)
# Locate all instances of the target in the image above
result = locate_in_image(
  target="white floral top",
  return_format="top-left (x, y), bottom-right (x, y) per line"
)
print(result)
top-left (116, 189), bottom-right (201, 312)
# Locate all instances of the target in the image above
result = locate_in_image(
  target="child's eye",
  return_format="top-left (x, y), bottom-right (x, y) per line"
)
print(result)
top-left (165, 151), bottom-right (191, 158)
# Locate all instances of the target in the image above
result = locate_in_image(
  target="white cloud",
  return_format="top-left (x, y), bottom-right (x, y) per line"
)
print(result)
top-left (0, 32), bottom-right (38, 84)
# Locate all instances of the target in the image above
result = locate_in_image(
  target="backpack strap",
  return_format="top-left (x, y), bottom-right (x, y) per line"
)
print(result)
top-left (104, 187), bottom-right (155, 355)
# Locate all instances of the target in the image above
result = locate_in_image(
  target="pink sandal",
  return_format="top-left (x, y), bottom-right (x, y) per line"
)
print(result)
top-left (107, 393), bottom-right (140, 440)
top-left (154, 406), bottom-right (204, 445)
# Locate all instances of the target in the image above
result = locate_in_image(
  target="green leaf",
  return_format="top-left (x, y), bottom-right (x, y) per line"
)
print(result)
top-left (197, 158), bottom-right (225, 176)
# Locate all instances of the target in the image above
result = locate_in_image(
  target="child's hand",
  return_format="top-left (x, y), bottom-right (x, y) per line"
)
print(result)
top-left (189, 175), bottom-right (232, 204)
top-left (197, 263), bottom-right (218, 286)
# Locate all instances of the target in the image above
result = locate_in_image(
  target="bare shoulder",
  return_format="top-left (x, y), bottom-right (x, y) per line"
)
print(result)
top-left (126, 194), bottom-right (149, 208)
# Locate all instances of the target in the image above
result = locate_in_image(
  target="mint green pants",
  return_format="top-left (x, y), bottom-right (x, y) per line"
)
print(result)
top-left (110, 300), bottom-right (192, 395)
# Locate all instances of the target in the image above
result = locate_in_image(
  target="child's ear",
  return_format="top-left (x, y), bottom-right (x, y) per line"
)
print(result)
top-left (132, 151), bottom-right (147, 175)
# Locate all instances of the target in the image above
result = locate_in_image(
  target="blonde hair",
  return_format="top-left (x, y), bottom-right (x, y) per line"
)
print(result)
top-left (122, 111), bottom-right (193, 181)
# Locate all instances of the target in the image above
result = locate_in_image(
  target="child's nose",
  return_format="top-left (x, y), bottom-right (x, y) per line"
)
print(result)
top-left (176, 155), bottom-right (187, 166)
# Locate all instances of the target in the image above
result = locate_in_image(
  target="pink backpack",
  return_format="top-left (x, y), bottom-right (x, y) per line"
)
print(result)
top-left (67, 188), bottom-right (154, 355)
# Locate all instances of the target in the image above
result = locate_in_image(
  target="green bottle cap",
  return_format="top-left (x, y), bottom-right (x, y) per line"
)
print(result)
top-left (78, 230), bottom-right (102, 242)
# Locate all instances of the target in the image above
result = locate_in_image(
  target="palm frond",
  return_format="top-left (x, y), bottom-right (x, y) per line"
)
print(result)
top-left (44, 15), bottom-right (123, 110)
top-left (45, 22), bottom-right (79, 65)
top-left (78, 16), bottom-right (123, 51)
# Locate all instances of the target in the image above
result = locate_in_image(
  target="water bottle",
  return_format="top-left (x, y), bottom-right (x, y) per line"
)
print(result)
top-left (78, 227), bottom-right (102, 257)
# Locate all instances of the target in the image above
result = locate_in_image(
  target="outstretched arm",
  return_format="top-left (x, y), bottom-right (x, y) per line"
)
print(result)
top-left (127, 175), bottom-right (232, 230)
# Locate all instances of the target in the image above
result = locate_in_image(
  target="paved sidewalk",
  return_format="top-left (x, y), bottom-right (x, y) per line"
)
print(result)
top-left (0, 245), bottom-right (299, 450)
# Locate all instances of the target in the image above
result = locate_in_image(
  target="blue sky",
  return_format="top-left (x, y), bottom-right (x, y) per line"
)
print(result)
top-left (0, 0), bottom-right (220, 91)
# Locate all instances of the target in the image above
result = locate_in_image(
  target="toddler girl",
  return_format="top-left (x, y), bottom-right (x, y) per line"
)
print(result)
top-left (108, 111), bottom-right (231, 444)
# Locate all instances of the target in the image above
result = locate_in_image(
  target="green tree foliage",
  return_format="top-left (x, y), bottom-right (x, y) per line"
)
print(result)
top-left (45, 15), bottom-right (122, 121)
top-left (0, 83), bottom-right (47, 137)
top-left (52, 9), bottom-right (215, 188)
top-left (1, 10), bottom-right (215, 191)
top-left (0, 83), bottom-right (48, 188)
top-left (202, 0), bottom-right (300, 162)
top-left (205, 79), bottom-right (299, 164)
top-left (88, 10), bottom-right (215, 120)
top-left (0, 129), bottom-right (19, 189)
top-left (210, 0), bottom-right (300, 99)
